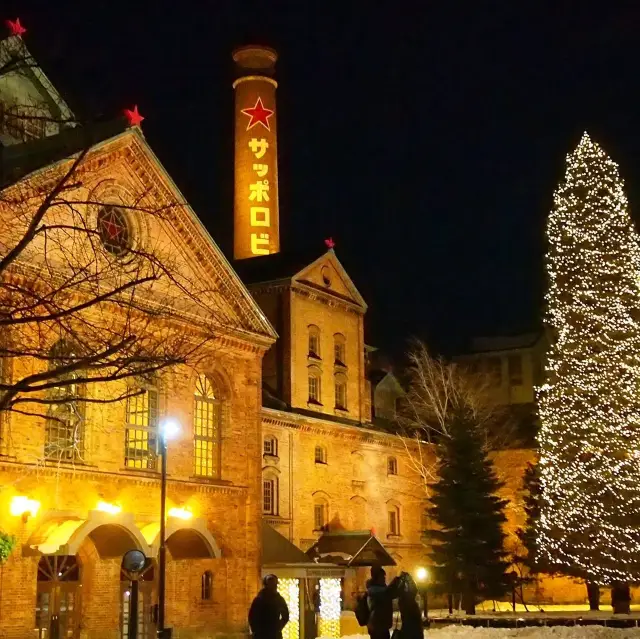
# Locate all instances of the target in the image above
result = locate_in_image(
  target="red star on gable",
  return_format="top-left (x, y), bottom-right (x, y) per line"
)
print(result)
top-left (6, 18), bottom-right (26, 37)
top-left (324, 237), bottom-right (335, 249)
top-left (123, 105), bottom-right (144, 127)
top-left (241, 97), bottom-right (274, 131)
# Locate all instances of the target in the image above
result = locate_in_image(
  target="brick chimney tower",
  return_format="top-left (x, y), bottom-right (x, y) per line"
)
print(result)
top-left (232, 45), bottom-right (280, 260)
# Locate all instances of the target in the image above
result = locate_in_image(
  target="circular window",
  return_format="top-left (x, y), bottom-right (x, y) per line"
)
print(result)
top-left (97, 205), bottom-right (132, 257)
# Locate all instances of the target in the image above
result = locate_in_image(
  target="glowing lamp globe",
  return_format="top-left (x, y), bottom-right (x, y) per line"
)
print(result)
top-left (416, 567), bottom-right (428, 583)
top-left (161, 418), bottom-right (180, 440)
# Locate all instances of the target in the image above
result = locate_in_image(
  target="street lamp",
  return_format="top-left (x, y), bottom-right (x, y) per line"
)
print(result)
top-left (415, 567), bottom-right (429, 625)
top-left (157, 418), bottom-right (180, 639)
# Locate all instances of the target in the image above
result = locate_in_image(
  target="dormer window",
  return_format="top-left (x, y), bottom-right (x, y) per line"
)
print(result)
top-left (308, 325), bottom-right (321, 359)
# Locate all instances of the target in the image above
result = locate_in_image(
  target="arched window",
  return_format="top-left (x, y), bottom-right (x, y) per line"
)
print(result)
top-left (313, 493), bottom-right (330, 531)
top-left (334, 334), bottom-right (346, 366)
top-left (97, 205), bottom-right (132, 258)
top-left (201, 571), bottom-right (213, 601)
top-left (387, 501), bottom-right (401, 537)
top-left (264, 435), bottom-right (278, 457)
top-left (308, 366), bottom-right (322, 405)
top-left (308, 325), bottom-right (321, 359)
top-left (314, 445), bottom-right (327, 464)
top-left (334, 373), bottom-right (347, 410)
top-left (387, 456), bottom-right (398, 476)
top-left (124, 376), bottom-right (159, 470)
top-left (193, 374), bottom-right (222, 478)
top-left (263, 474), bottom-right (279, 515)
top-left (45, 340), bottom-right (85, 461)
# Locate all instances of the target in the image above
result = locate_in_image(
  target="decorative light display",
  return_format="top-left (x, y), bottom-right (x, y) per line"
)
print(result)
top-left (538, 132), bottom-right (640, 584)
top-left (5, 18), bottom-right (26, 37)
top-left (123, 105), bottom-right (144, 127)
top-left (277, 578), bottom-right (299, 639)
top-left (318, 578), bottom-right (341, 638)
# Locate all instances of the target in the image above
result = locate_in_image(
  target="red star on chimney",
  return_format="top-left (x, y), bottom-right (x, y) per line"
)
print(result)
top-left (324, 237), bottom-right (335, 249)
top-left (6, 18), bottom-right (26, 37)
top-left (241, 97), bottom-right (274, 131)
top-left (123, 105), bottom-right (144, 127)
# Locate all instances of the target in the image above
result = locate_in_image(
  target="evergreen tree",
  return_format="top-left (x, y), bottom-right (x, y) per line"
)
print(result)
top-left (428, 412), bottom-right (510, 614)
top-left (515, 462), bottom-right (543, 576)
top-left (538, 133), bottom-right (640, 598)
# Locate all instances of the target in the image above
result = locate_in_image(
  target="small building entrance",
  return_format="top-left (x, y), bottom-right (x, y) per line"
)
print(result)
top-left (35, 555), bottom-right (81, 639)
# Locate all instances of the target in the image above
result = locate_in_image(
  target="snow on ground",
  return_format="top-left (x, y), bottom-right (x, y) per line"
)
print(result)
top-left (325, 628), bottom-right (640, 639)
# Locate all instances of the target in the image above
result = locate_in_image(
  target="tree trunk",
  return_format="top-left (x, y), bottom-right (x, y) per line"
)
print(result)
top-left (611, 583), bottom-right (631, 614)
top-left (586, 581), bottom-right (600, 611)
top-left (462, 590), bottom-right (476, 615)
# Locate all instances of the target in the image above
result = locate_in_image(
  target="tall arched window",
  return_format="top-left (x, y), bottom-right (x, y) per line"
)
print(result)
top-left (263, 472), bottom-right (279, 515)
top-left (334, 334), bottom-right (346, 366)
top-left (308, 366), bottom-right (322, 405)
top-left (45, 340), bottom-right (85, 461)
top-left (313, 493), bottom-right (330, 531)
top-left (193, 374), bottom-right (222, 478)
top-left (308, 325), bottom-right (321, 359)
top-left (124, 377), bottom-right (159, 470)
top-left (201, 571), bottom-right (213, 601)
top-left (387, 500), bottom-right (401, 537)
top-left (334, 373), bottom-right (347, 410)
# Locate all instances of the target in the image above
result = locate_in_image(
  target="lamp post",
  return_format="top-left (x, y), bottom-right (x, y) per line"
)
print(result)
top-left (157, 418), bottom-right (180, 639)
top-left (415, 567), bottom-right (429, 626)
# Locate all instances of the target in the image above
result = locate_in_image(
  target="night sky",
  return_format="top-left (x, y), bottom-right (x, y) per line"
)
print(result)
top-left (5, 1), bottom-right (640, 356)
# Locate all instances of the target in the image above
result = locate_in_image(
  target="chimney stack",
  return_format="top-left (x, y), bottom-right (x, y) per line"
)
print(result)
top-left (232, 45), bottom-right (280, 260)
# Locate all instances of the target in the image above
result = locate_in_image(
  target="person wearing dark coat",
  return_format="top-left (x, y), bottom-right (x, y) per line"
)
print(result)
top-left (249, 574), bottom-right (290, 639)
top-left (395, 573), bottom-right (422, 639)
top-left (366, 565), bottom-right (398, 639)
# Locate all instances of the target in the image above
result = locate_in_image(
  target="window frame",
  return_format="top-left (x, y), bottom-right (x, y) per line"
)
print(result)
top-left (333, 334), bottom-right (346, 367)
top-left (44, 340), bottom-right (85, 462)
top-left (508, 354), bottom-right (523, 386)
top-left (308, 366), bottom-right (322, 405)
top-left (263, 476), bottom-right (278, 515)
top-left (201, 571), bottom-right (213, 601)
top-left (334, 373), bottom-right (348, 410)
top-left (313, 498), bottom-right (329, 531)
top-left (263, 435), bottom-right (278, 457)
top-left (387, 456), bottom-right (398, 476)
top-left (388, 506), bottom-right (400, 536)
top-left (193, 374), bottom-right (222, 479)
top-left (314, 445), bottom-right (327, 464)
top-left (124, 378), bottom-right (159, 471)
top-left (308, 325), bottom-right (321, 359)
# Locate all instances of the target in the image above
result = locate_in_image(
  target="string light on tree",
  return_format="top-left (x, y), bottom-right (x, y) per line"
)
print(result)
top-left (538, 132), bottom-right (640, 584)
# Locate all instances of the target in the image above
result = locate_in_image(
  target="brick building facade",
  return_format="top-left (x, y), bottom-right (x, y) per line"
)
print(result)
top-left (0, 35), bottom-right (276, 638)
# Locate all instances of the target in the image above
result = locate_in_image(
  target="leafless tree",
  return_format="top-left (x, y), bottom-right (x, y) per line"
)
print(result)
top-left (0, 35), bottom-right (248, 462)
top-left (398, 340), bottom-right (514, 491)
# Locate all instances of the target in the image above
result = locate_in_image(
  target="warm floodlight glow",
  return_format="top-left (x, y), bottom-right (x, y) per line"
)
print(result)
top-left (160, 418), bottom-right (181, 440)
top-left (96, 501), bottom-right (121, 515)
top-left (10, 496), bottom-right (40, 518)
top-left (416, 566), bottom-right (428, 582)
top-left (168, 507), bottom-right (192, 520)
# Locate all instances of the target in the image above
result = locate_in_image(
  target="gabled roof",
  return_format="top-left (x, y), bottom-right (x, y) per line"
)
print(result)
top-left (235, 248), bottom-right (367, 312)
top-left (0, 122), bottom-right (277, 343)
top-left (470, 331), bottom-right (543, 354)
top-left (306, 531), bottom-right (396, 567)
top-left (232, 247), bottom-right (326, 285)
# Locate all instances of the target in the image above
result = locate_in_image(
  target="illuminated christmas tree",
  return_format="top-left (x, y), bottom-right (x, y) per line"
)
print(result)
top-left (538, 133), bottom-right (640, 596)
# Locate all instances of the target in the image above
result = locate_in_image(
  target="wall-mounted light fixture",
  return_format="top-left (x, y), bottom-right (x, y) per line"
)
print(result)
top-left (168, 507), bottom-right (192, 521)
top-left (96, 501), bottom-right (122, 515)
top-left (10, 496), bottom-right (40, 522)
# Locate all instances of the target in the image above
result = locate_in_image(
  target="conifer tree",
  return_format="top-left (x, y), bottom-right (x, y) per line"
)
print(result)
top-left (428, 414), bottom-right (510, 614)
top-left (538, 133), bottom-right (640, 603)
